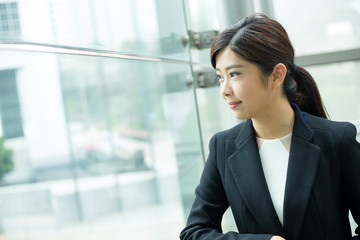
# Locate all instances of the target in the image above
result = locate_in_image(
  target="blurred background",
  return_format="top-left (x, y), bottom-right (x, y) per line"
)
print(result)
top-left (0, 0), bottom-right (359, 239)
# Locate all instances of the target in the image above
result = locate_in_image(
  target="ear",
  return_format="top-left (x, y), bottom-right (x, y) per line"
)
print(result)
top-left (270, 63), bottom-right (287, 89)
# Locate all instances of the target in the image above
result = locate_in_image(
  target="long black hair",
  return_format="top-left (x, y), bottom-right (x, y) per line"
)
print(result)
top-left (210, 13), bottom-right (328, 119)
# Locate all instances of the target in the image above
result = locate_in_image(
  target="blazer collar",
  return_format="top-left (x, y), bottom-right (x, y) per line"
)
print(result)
top-left (228, 104), bottom-right (320, 239)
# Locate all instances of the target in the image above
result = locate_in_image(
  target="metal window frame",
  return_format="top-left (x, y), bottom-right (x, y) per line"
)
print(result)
top-left (295, 48), bottom-right (360, 67)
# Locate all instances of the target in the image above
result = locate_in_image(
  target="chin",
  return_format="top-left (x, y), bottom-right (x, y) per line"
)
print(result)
top-left (233, 112), bottom-right (249, 120)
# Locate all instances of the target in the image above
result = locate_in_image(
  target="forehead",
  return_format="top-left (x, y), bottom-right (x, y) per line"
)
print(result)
top-left (215, 47), bottom-right (248, 70)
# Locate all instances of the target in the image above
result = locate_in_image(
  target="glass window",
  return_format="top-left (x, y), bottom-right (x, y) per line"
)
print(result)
top-left (1, 0), bottom-right (190, 61)
top-left (273, 0), bottom-right (360, 55)
top-left (307, 61), bottom-right (360, 122)
top-left (0, 50), bottom-right (203, 239)
top-left (183, 0), bottom-right (222, 64)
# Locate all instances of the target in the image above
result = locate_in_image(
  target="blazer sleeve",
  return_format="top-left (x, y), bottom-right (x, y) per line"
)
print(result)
top-left (341, 123), bottom-right (360, 239)
top-left (179, 134), bottom-right (273, 240)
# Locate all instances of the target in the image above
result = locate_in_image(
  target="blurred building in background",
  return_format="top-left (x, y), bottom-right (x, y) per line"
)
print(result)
top-left (0, 0), bottom-right (359, 239)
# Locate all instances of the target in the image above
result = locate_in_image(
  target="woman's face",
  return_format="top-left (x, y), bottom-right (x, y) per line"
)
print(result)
top-left (215, 47), bottom-right (275, 120)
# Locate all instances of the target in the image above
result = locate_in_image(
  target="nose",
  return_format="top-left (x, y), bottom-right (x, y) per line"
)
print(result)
top-left (220, 78), bottom-right (232, 98)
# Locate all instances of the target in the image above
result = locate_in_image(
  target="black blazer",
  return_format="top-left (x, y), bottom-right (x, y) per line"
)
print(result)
top-left (180, 105), bottom-right (360, 240)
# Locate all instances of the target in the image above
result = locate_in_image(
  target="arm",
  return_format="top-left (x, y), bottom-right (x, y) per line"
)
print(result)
top-left (342, 123), bottom-right (360, 239)
top-left (179, 134), bottom-right (273, 240)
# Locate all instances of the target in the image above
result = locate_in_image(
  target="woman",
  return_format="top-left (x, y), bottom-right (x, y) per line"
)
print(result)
top-left (180, 13), bottom-right (360, 240)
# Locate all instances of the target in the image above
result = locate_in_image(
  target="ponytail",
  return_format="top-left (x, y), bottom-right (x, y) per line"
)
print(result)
top-left (284, 65), bottom-right (328, 119)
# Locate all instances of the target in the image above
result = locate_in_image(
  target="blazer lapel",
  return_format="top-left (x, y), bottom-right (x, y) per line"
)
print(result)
top-left (283, 105), bottom-right (321, 240)
top-left (227, 119), bottom-right (285, 235)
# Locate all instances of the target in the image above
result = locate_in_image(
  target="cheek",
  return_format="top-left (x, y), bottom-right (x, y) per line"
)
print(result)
top-left (234, 81), bottom-right (251, 97)
top-left (237, 82), bottom-right (266, 102)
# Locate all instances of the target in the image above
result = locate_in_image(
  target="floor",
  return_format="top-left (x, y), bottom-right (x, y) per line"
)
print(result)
top-left (0, 201), bottom-right (185, 240)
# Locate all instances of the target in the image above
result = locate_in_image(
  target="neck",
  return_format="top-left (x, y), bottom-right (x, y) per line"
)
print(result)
top-left (252, 101), bottom-right (295, 139)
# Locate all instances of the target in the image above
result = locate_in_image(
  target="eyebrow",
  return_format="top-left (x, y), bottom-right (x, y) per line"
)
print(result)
top-left (215, 64), bottom-right (245, 71)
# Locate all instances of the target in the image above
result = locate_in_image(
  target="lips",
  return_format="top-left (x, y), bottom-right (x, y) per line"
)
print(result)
top-left (228, 101), bottom-right (242, 109)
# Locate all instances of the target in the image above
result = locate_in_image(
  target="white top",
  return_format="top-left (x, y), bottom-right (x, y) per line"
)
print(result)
top-left (256, 133), bottom-right (292, 226)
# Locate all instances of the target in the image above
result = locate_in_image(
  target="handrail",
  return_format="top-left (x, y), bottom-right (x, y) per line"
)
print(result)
top-left (0, 40), bottom-right (197, 65)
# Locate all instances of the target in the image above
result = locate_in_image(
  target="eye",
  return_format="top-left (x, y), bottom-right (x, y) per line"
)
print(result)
top-left (216, 74), bottom-right (223, 82)
top-left (230, 72), bottom-right (240, 78)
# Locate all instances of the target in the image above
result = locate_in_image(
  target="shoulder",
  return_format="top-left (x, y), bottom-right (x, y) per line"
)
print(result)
top-left (305, 113), bottom-right (358, 139)
top-left (306, 113), bottom-right (355, 131)
top-left (207, 120), bottom-right (250, 156)
top-left (212, 120), bottom-right (248, 142)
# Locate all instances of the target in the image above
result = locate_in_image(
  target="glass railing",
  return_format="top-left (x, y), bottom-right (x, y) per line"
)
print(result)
top-left (0, 47), bottom-right (204, 239)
